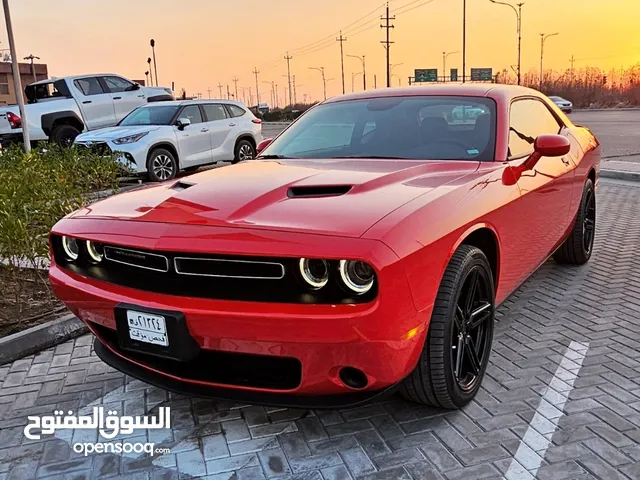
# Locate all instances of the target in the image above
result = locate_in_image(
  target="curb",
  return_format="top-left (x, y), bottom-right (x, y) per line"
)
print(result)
top-left (573, 108), bottom-right (640, 112)
top-left (0, 313), bottom-right (88, 365)
top-left (600, 169), bottom-right (640, 182)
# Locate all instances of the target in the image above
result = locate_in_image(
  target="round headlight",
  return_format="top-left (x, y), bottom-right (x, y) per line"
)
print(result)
top-left (86, 241), bottom-right (104, 263)
top-left (299, 258), bottom-right (329, 289)
top-left (339, 260), bottom-right (375, 294)
top-left (61, 236), bottom-right (79, 261)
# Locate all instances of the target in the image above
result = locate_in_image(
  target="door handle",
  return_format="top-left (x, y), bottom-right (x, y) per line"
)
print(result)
top-left (82, 100), bottom-right (92, 104)
top-left (201, 128), bottom-right (210, 132)
top-left (137, 94), bottom-right (145, 98)
top-left (113, 96), bottom-right (122, 100)
top-left (229, 123), bottom-right (237, 127)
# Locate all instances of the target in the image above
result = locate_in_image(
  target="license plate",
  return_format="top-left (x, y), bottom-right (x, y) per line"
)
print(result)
top-left (126, 310), bottom-right (168, 346)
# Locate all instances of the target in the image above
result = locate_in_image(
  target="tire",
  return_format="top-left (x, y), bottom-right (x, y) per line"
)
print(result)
top-left (554, 179), bottom-right (596, 265)
top-left (50, 124), bottom-right (80, 148)
top-left (400, 245), bottom-right (495, 409)
top-left (233, 139), bottom-right (255, 164)
top-left (147, 148), bottom-right (178, 182)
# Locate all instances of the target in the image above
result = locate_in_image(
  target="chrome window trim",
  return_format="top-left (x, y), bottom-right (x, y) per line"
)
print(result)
top-left (173, 257), bottom-right (285, 280)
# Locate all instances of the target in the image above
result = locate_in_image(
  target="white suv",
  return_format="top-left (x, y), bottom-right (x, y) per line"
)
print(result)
top-left (74, 100), bottom-right (263, 181)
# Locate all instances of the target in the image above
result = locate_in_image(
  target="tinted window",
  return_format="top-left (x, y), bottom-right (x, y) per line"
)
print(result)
top-left (262, 96), bottom-right (497, 161)
top-left (119, 105), bottom-right (180, 126)
top-left (103, 76), bottom-right (134, 93)
top-left (179, 105), bottom-right (203, 124)
top-left (228, 105), bottom-right (246, 118)
top-left (26, 82), bottom-right (64, 101)
top-left (509, 99), bottom-right (562, 158)
top-left (203, 104), bottom-right (228, 121)
top-left (74, 77), bottom-right (104, 96)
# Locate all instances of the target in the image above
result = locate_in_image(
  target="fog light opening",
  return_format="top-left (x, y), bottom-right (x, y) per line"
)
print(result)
top-left (339, 367), bottom-right (368, 390)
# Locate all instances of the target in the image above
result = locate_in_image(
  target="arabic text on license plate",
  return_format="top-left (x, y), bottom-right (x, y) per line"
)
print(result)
top-left (126, 310), bottom-right (168, 346)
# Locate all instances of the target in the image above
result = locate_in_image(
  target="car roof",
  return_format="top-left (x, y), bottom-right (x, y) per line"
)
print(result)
top-left (138, 99), bottom-right (248, 108)
top-left (323, 84), bottom-right (545, 104)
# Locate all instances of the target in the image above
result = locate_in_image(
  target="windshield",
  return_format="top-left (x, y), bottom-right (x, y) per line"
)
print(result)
top-left (119, 105), bottom-right (179, 126)
top-left (261, 96), bottom-right (497, 161)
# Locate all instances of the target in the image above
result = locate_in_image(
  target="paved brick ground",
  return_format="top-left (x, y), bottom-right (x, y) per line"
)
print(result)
top-left (1, 178), bottom-right (639, 480)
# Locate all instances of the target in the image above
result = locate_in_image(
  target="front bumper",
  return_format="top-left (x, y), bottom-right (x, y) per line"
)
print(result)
top-left (75, 139), bottom-right (148, 174)
top-left (48, 222), bottom-right (430, 406)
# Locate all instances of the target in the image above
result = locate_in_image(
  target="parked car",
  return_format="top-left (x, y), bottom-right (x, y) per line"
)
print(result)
top-left (549, 95), bottom-right (573, 113)
top-left (49, 85), bottom-right (600, 409)
top-left (0, 74), bottom-right (173, 148)
top-left (74, 100), bottom-right (263, 181)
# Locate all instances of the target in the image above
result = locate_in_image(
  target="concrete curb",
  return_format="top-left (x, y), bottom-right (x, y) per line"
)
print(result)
top-left (573, 107), bottom-right (640, 112)
top-left (600, 169), bottom-right (640, 182)
top-left (0, 313), bottom-right (88, 365)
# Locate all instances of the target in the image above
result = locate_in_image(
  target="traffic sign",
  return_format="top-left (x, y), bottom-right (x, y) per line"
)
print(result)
top-left (450, 68), bottom-right (458, 82)
top-left (471, 68), bottom-right (493, 81)
top-left (414, 69), bottom-right (438, 83)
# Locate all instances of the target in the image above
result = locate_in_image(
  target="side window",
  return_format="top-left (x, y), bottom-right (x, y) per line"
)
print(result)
top-left (178, 105), bottom-right (203, 124)
top-left (227, 105), bottom-right (246, 118)
top-left (103, 76), bottom-right (134, 93)
top-left (509, 99), bottom-right (562, 158)
top-left (73, 77), bottom-right (105, 96)
top-left (203, 104), bottom-right (228, 121)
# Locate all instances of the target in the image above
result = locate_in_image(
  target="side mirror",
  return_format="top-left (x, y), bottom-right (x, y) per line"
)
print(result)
top-left (125, 83), bottom-right (141, 92)
top-left (534, 134), bottom-right (571, 157)
top-left (176, 118), bottom-right (191, 130)
top-left (257, 138), bottom-right (274, 154)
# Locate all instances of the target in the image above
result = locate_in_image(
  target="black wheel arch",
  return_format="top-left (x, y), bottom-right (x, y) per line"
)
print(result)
top-left (457, 227), bottom-right (500, 290)
top-left (147, 143), bottom-right (180, 168)
top-left (235, 135), bottom-right (257, 151)
top-left (41, 111), bottom-right (84, 137)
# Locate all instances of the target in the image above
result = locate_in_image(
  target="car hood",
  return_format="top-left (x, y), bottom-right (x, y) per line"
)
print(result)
top-left (75, 126), bottom-right (162, 141)
top-left (70, 159), bottom-right (479, 237)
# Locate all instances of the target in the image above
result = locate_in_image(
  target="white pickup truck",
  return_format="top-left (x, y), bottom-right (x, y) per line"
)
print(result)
top-left (0, 73), bottom-right (174, 147)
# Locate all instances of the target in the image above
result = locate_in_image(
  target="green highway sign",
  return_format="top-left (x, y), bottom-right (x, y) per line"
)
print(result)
top-left (450, 68), bottom-right (458, 82)
top-left (414, 69), bottom-right (438, 83)
top-left (471, 68), bottom-right (493, 81)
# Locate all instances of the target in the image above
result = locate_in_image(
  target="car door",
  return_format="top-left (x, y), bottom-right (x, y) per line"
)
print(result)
top-left (175, 105), bottom-right (213, 168)
top-left (507, 97), bottom-right (576, 272)
top-left (72, 77), bottom-right (116, 129)
top-left (202, 104), bottom-right (233, 161)
top-left (101, 76), bottom-right (146, 122)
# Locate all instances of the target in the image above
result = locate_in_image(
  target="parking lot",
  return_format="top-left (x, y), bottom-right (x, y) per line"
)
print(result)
top-left (1, 111), bottom-right (640, 479)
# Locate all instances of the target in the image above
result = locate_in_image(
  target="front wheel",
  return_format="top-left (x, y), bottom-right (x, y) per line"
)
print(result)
top-left (554, 179), bottom-right (595, 265)
top-left (232, 139), bottom-right (256, 164)
top-left (147, 148), bottom-right (178, 182)
top-left (400, 245), bottom-right (495, 408)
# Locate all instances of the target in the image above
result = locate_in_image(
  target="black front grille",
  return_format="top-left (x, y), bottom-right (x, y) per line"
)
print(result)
top-left (94, 323), bottom-right (302, 390)
top-left (77, 141), bottom-right (111, 156)
top-left (174, 257), bottom-right (284, 279)
top-left (104, 246), bottom-right (169, 272)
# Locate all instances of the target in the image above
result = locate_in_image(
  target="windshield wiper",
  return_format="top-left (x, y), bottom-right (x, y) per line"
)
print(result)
top-left (257, 154), bottom-right (290, 159)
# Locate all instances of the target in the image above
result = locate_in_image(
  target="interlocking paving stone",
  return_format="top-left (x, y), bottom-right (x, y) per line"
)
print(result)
top-left (0, 180), bottom-right (639, 479)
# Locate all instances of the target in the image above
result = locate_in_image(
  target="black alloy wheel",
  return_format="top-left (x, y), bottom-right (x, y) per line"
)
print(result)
top-left (554, 178), bottom-right (596, 265)
top-left (400, 245), bottom-right (495, 409)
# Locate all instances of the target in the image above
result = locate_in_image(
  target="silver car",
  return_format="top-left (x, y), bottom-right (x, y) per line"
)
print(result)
top-left (549, 96), bottom-right (573, 113)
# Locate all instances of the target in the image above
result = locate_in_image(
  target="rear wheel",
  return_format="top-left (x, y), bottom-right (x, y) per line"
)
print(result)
top-left (233, 139), bottom-right (255, 164)
top-left (147, 148), bottom-right (178, 182)
top-left (554, 179), bottom-right (596, 265)
top-left (50, 124), bottom-right (80, 148)
top-left (400, 245), bottom-right (495, 408)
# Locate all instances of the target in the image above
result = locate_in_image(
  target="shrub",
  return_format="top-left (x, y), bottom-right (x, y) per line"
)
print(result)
top-left (0, 144), bottom-right (125, 315)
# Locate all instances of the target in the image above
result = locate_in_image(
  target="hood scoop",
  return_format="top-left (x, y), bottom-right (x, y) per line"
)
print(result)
top-left (287, 185), bottom-right (352, 198)
top-left (172, 181), bottom-right (195, 192)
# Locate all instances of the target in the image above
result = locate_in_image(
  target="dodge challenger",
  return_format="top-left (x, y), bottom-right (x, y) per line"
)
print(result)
top-left (49, 85), bottom-right (600, 409)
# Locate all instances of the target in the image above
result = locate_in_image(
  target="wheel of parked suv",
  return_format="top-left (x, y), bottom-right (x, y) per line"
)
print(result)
top-left (233, 139), bottom-right (256, 164)
top-left (147, 148), bottom-right (178, 182)
top-left (554, 179), bottom-right (596, 265)
top-left (400, 245), bottom-right (495, 409)
top-left (50, 125), bottom-right (80, 148)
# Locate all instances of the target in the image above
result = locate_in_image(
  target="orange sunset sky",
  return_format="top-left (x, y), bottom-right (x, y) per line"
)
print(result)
top-left (6, 0), bottom-right (640, 103)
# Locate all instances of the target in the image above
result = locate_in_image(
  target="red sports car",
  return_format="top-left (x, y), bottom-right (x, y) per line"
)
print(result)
top-left (49, 85), bottom-right (600, 409)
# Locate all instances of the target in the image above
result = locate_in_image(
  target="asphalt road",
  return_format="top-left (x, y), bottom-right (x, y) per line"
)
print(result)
top-left (570, 110), bottom-right (640, 162)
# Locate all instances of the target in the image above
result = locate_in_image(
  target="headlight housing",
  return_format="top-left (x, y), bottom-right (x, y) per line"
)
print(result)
top-left (298, 258), bottom-right (329, 289)
top-left (113, 132), bottom-right (149, 145)
top-left (86, 241), bottom-right (104, 263)
top-left (339, 260), bottom-right (375, 294)
top-left (61, 236), bottom-right (79, 261)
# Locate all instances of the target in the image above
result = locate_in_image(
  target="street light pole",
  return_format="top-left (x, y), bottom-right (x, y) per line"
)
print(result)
top-left (309, 67), bottom-right (327, 100)
top-left (23, 54), bottom-right (40, 83)
top-left (462, 0), bottom-right (467, 83)
top-left (489, 0), bottom-right (524, 85)
top-left (3, 0), bottom-right (30, 152)
top-left (150, 39), bottom-right (158, 86)
top-left (540, 32), bottom-right (559, 90)
top-left (347, 54), bottom-right (367, 90)
top-left (442, 51), bottom-right (459, 82)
